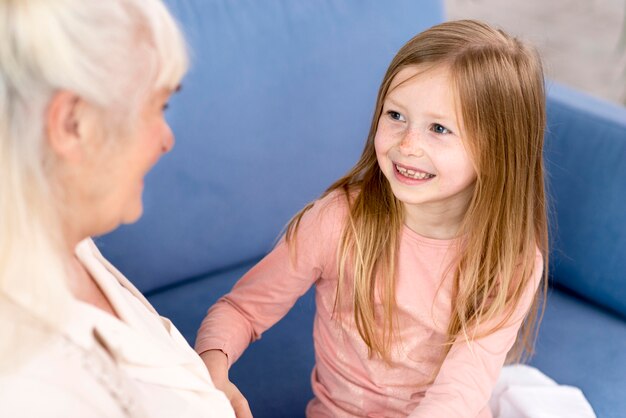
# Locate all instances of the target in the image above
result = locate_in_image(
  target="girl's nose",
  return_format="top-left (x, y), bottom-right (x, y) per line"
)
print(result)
top-left (399, 130), bottom-right (424, 157)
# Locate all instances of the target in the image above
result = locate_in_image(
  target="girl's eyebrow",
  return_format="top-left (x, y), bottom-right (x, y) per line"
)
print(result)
top-left (383, 97), bottom-right (406, 110)
top-left (425, 111), bottom-right (451, 121)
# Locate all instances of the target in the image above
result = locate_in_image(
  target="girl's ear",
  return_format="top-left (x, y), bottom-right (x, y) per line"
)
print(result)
top-left (45, 91), bottom-right (89, 162)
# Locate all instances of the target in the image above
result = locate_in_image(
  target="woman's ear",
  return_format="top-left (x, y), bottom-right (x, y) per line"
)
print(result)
top-left (46, 91), bottom-right (89, 161)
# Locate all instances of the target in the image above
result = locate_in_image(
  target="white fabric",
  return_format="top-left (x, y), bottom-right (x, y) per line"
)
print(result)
top-left (0, 238), bottom-right (235, 418)
top-left (490, 365), bottom-right (596, 418)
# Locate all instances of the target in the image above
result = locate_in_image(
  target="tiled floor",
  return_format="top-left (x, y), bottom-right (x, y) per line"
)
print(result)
top-left (445, 0), bottom-right (626, 105)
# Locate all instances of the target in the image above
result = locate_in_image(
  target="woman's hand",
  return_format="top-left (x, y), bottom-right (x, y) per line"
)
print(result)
top-left (200, 350), bottom-right (253, 418)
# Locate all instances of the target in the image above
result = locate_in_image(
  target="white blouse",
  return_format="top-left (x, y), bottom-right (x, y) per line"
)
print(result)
top-left (0, 238), bottom-right (235, 418)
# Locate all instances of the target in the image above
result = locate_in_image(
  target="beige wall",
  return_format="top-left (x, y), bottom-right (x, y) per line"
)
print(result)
top-left (445, 0), bottom-right (626, 105)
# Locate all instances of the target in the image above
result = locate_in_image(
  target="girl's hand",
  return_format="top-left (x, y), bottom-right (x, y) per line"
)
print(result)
top-left (200, 350), bottom-right (253, 418)
top-left (216, 379), bottom-right (252, 418)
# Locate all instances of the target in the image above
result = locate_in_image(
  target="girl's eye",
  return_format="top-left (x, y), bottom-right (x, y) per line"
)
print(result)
top-left (431, 123), bottom-right (451, 135)
top-left (386, 110), bottom-right (405, 122)
top-left (162, 103), bottom-right (170, 112)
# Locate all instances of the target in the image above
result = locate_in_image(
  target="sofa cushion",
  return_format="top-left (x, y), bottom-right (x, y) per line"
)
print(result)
top-left (529, 287), bottom-right (626, 418)
top-left (544, 83), bottom-right (626, 319)
top-left (95, 0), bottom-right (444, 294)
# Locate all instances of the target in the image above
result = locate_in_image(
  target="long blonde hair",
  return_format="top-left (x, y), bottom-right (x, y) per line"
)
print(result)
top-left (0, 0), bottom-right (187, 371)
top-left (287, 20), bottom-right (548, 363)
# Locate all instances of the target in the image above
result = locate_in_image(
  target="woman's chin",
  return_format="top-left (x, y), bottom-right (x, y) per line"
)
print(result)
top-left (95, 206), bottom-right (143, 237)
top-left (121, 206), bottom-right (144, 225)
top-left (112, 199), bottom-right (144, 227)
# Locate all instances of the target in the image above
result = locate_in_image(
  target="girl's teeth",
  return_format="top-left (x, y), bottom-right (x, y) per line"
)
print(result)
top-left (395, 165), bottom-right (434, 180)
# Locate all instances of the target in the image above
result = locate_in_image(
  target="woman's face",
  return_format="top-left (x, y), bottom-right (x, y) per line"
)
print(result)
top-left (66, 87), bottom-right (175, 240)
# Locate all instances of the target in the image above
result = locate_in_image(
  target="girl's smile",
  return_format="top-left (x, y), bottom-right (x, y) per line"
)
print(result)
top-left (393, 162), bottom-right (436, 183)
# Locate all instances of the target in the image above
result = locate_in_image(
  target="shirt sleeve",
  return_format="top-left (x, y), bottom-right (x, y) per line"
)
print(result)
top-left (409, 252), bottom-right (544, 418)
top-left (194, 193), bottom-right (345, 366)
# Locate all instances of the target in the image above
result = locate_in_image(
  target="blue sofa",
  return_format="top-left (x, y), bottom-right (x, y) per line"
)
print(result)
top-left (97, 1), bottom-right (626, 417)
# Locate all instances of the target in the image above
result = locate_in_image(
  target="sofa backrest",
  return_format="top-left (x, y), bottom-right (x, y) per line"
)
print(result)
top-left (96, 0), bottom-right (445, 294)
top-left (97, 2), bottom-right (626, 321)
top-left (544, 82), bottom-right (626, 318)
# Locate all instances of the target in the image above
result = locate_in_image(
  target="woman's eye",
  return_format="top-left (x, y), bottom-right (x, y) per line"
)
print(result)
top-left (162, 103), bottom-right (170, 112)
top-left (431, 123), bottom-right (451, 135)
top-left (386, 110), bottom-right (405, 122)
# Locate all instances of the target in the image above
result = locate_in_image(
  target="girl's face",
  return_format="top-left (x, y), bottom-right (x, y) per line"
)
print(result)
top-left (374, 65), bottom-right (477, 236)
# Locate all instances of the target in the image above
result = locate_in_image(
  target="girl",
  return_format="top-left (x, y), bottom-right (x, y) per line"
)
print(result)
top-left (196, 20), bottom-right (547, 418)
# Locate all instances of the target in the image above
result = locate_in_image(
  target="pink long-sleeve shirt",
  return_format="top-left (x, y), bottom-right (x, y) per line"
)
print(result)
top-left (196, 191), bottom-right (542, 418)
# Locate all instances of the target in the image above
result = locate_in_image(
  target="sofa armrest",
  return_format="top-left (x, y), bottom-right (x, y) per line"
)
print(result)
top-left (544, 81), bottom-right (626, 318)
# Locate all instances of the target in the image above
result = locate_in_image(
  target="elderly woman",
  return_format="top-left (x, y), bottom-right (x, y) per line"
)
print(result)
top-left (0, 0), bottom-right (235, 416)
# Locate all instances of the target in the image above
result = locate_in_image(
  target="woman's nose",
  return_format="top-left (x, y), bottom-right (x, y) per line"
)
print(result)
top-left (399, 130), bottom-right (424, 157)
top-left (162, 125), bottom-right (175, 153)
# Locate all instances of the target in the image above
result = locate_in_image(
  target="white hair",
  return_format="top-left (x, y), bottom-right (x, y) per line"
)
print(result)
top-left (0, 0), bottom-right (188, 370)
